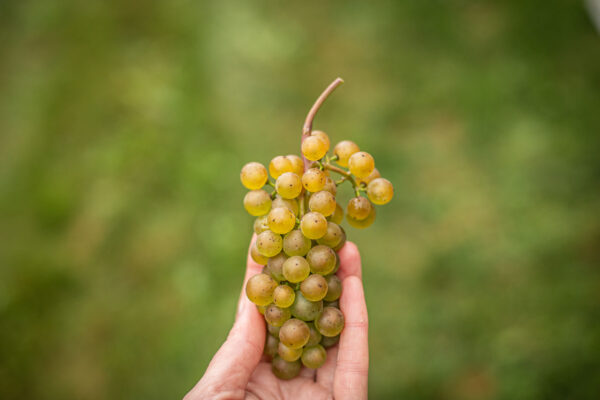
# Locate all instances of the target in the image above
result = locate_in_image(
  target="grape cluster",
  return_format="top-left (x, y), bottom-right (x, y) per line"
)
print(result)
top-left (240, 126), bottom-right (393, 379)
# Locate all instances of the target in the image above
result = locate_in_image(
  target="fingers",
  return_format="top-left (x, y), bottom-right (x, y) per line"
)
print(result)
top-left (316, 345), bottom-right (338, 390)
top-left (336, 241), bottom-right (362, 281)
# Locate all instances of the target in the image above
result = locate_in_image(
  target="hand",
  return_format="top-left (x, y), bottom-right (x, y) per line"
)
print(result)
top-left (184, 236), bottom-right (368, 400)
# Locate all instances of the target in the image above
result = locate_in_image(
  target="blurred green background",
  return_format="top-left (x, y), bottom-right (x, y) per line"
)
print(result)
top-left (1, 1), bottom-right (600, 399)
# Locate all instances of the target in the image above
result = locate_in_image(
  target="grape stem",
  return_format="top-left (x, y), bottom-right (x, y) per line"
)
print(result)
top-left (324, 163), bottom-right (360, 189)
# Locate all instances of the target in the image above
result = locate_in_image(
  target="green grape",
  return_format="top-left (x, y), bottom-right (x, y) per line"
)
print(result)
top-left (300, 274), bottom-right (328, 301)
top-left (278, 342), bottom-right (303, 362)
top-left (323, 300), bottom-right (339, 309)
top-left (348, 151), bottom-right (375, 178)
top-left (269, 155), bottom-right (293, 179)
top-left (246, 273), bottom-right (277, 306)
top-left (256, 230), bottom-right (283, 257)
top-left (315, 306), bottom-right (344, 337)
top-left (332, 228), bottom-right (346, 252)
top-left (309, 191), bottom-right (336, 217)
top-left (250, 244), bottom-right (268, 265)
top-left (301, 344), bottom-right (327, 369)
top-left (275, 172), bottom-right (303, 199)
top-left (286, 154), bottom-right (305, 176)
top-left (333, 140), bottom-right (360, 167)
top-left (306, 245), bottom-right (337, 275)
top-left (301, 135), bottom-right (328, 161)
top-left (279, 318), bottom-right (310, 349)
top-left (347, 196), bottom-right (372, 220)
top-left (316, 222), bottom-right (344, 248)
top-left (329, 202), bottom-right (344, 224)
top-left (243, 190), bottom-right (272, 216)
top-left (267, 207), bottom-right (296, 234)
top-left (328, 253), bottom-right (340, 275)
top-left (347, 206), bottom-right (376, 229)
top-left (324, 274), bottom-right (342, 301)
top-left (322, 177), bottom-right (337, 196)
top-left (357, 167), bottom-right (380, 186)
top-left (265, 252), bottom-right (287, 281)
top-left (282, 230), bottom-right (312, 257)
top-left (268, 323), bottom-right (281, 338)
top-left (272, 196), bottom-right (299, 216)
top-left (282, 256), bottom-right (310, 283)
top-left (271, 356), bottom-right (301, 380)
top-left (257, 305), bottom-right (266, 314)
top-left (290, 290), bottom-right (323, 321)
top-left (240, 162), bottom-right (269, 190)
top-left (300, 212), bottom-right (328, 239)
top-left (264, 334), bottom-right (279, 358)
top-left (306, 322), bottom-right (322, 346)
top-left (273, 284), bottom-right (295, 308)
top-left (265, 304), bottom-right (292, 327)
top-left (320, 334), bottom-right (340, 348)
top-left (302, 168), bottom-right (327, 193)
top-left (311, 130), bottom-right (330, 149)
top-left (367, 177), bottom-right (394, 205)
top-left (253, 215), bottom-right (269, 234)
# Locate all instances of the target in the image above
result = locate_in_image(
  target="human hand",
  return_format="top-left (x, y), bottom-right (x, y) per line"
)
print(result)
top-left (184, 236), bottom-right (368, 400)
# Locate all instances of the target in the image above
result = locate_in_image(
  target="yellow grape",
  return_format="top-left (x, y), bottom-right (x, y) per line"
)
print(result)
top-left (357, 167), bottom-right (381, 186)
top-left (240, 162), bottom-right (269, 190)
top-left (301, 168), bottom-right (327, 192)
top-left (300, 274), bottom-right (328, 301)
top-left (272, 196), bottom-right (299, 216)
top-left (322, 177), bottom-right (337, 196)
top-left (243, 190), bottom-right (272, 216)
top-left (329, 202), bottom-right (344, 224)
top-left (278, 342), bottom-right (302, 362)
top-left (316, 222), bottom-right (344, 248)
top-left (367, 177), bottom-right (394, 205)
top-left (269, 155), bottom-right (293, 179)
top-left (275, 172), bottom-right (302, 199)
top-left (347, 196), bottom-right (373, 220)
top-left (301, 135), bottom-right (328, 161)
top-left (268, 207), bottom-right (296, 234)
top-left (300, 212), bottom-right (328, 239)
top-left (265, 304), bottom-right (292, 327)
top-left (246, 273), bottom-right (277, 306)
top-left (308, 191), bottom-right (336, 217)
top-left (347, 206), bottom-right (376, 229)
top-left (282, 256), bottom-right (310, 283)
top-left (333, 140), bottom-right (359, 167)
top-left (283, 229), bottom-right (312, 257)
top-left (314, 306), bottom-right (344, 337)
top-left (301, 345), bottom-right (327, 369)
top-left (256, 230), bottom-right (283, 257)
top-left (311, 130), bottom-right (330, 149)
top-left (348, 151), bottom-right (375, 178)
top-left (250, 243), bottom-right (268, 265)
top-left (273, 284), bottom-right (295, 308)
top-left (286, 155), bottom-right (305, 176)
top-left (279, 318), bottom-right (310, 349)
top-left (306, 245), bottom-right (336, 275)
top-left (253, 215), bottom-right (269, 234)
top-left (271, 356), bottom-right (301, 380)
top-left (323, 275), bottom-right (342, 301)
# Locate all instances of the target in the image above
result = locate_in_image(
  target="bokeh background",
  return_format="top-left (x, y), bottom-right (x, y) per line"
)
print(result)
top-left (1, 1), bottom-right (600, 399)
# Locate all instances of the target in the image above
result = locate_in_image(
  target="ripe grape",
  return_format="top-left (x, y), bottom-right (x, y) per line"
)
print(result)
top-left (306, 322), bottom-right (322, 346)
top-left (329, 202), bottom-right (344, 224)
top-left (256, 230), bottom-right (283, 257)
top-left (316, 222), bottom-right (344, 248)
top-left (346, 206), bottom-right (376, 229)
top-left (302, 135), bottom-right (328, 161)
top-left (267, 207), bottom-right (296, 234)
top-left (348, 151), bottom-right (375, 178)
top-left (240, 162), bottom-right (269, 190)
top-left (322, 177), bottom-right (337, 196)
top-left (332, 227), bottom-right (346, 252)
top-left (272, 196), bottom-right (299, 216)
top-left (333, 140), bottom-right (360, 167)
top-left (306, 245), bottom-right (337, 275)
top-left (257, 305), bottom-right (266, 314)
top-left (279, 318), bottom-right (310, 349)
top-left (250, 244), bottom-right (268, 265)
top-left (347, 196), bottom-right (372, 220)
top-left (286, 154), bottom-right (305, 176)
top-left (271, 356), bottom-right (301, 380)
top-left (323, 300), bottom-right (339, 309)
top-left (367, 177), bottom-right (394, 205)
top-left (320, 334), bottom-right (340, 348)
top-left (269, 156), bottom-right (293, 179)
top-left (315, 306), bottom-right (345, 337)
top-left (290, 290), bottom-right (323, 321)
top-left (282, 229), bottom-right (311, 257)
top-left (243, 190), bottom-right (272, 216)
top-left (264, 334), bottom-right (279, 358)
top-left (311, 130), bottom-right (330, 149)
top-left (301, 345), bottom-right (327, 369)
top-left (300, 274), bottom-right (328, 301)
top-left (282, 256), bottom-right (310, 283)
top-left (275, 172), bottom-right (302, 199)
top-left (357, 167), bottom-right (380, 186)
top-left (301, 168), bottom-right (327, 192)
top-left (265, 252), bottom-right (287, 282)
top-left (309, 190), bottom-right (336, 217)
top-left (246, 273), bottom-right (277, 306)
top-left (300, 212), bottom-right (328, 239)
top-left (268, 323), bottom-right (281, 338)
top-left (273, 284), bottom-right (295, 308)
top-left (278, 342), bottom-right (303, 362)
top-left (264, 304), bottom-right (292, 327)
top-left (253, 215), bottom-right (269, 234)
top-left (324, 274), bottom-right (342, 301)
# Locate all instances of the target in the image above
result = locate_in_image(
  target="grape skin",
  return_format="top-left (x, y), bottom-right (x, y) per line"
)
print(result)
top-left (315, 306), bottom-right (345, 337)
top-left (271, 356), bottom-right (301, 380)
top-left (273, 284), bottom-right (295, 308)
top-left (311, 130), bottom-right (330, 149)
top-left (306, 245), bottom-right (337, 275)
top-left (286, 154), bottom-right (305, 176)
top-left (264, 334), bottom-right (279, 358)
top-left (320, 334), bottom-right (340, 348)
top-left (250, 244), bottom-right (268, 265)
top-left (348, 151), bottom-right (375, 178)
top-left (322, 177), bottom-right (337, 196)
top-left (279, 318), bottom-right (310, 349)
top-left (246, 273), bottom-right (277, 306)
top-left (267, 207), bottom-right (296, 234)
top-left (264, 304), bottom-right (292, 327)
top-left (272, 196), bottom-right (299, 216)
top-left (333, 140), bottom-right (360, 167)
top-left (309, 191), bottom-right (337, 217)
top-left (367, 177), bottom-right (394, 205)
top-left (301, 344), bottom-right (327, 369)
top-left (300, 274), bottom-right (328, 301)
top-left (275, 172), bottom-right (303, 199)
top-left (253, 215), bottom-right (269, 234)
top-left (324, 274), bottom-right (342, 301)
top-left (268, 323), bottom-right (281, 338)
top-left (357, 167), bottom-right (380, 186)
top-left (265, 252), bottom-right (287, 282)
top-left (300, 212), bottom-right (328, 239)
top-left (346, 206), bottom-right (376, 229)
top-left (306, 322), bottom-right (322, 346)
top-left (282, 256), bottom-right (310, 283)
top-left (278, 342), bottom-right (303, 362)
top-left (269, 156), bottom-right (293, 179)
top-left (282, 230), bottom-right (312, 257)
top-left (290, 290), bottom-right (323, 321)
top-left (316, 222), bottom-right (343, 248)
top-left (347, 196), bottom-right (372, 221)
top-left (243, 190), bottom-right (272, 216)
top-left (302, 135), bottom-right (328, 161)
top-left (332, 227), bottom-right (347, 252)
top-left (240, 162), bottom-right (269, 190)
top-left (301, 168), bottom-right (327, 193)
top-left (256, 230), bottom-right (283, 257)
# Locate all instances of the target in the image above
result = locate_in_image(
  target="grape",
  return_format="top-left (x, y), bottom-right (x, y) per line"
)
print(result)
top-left (328, 253), bottom-right (340, 275)
top-left (300, 212), bottom-right (328, 239)
top-left (315, 306), bottom-right (344, 337)
top-left (286, 154), bottom-right (305, 176)
top-left (253, 215), bottom-right (269, 234)
top-left (246, 273), bottom-right (277, 306)
top-left (265, 252), bottom-right (287, 282)
top-left (302, 135), bottom-right (328, 161)
top-left (322, 177), bottom-right (337, 196)
top-left (333, 140), bottom-right (360, 167)
top-left (311, 130), bottom-right (330, 149)
top-left (323, 300), bottom-right (339, 309)
top-left (367, 177), bottom-right (394, 205)
top-left (301, 345), bottom-right (327, 369)
top-left (243, 190), bottom-right (272, 216)
top-left (320, 334), bottom-right (340, 348)
top-left (282, 229), bottom-right (311, 257)
top-left (306, 322), bottom-right (322, 346)
top-left (269, 156), bottom-right (293, 179)
top-left (347, 206), bottom-right (376, 229)
top-left (278, 342), bottom-right (303, 362)
top-left (329, 202), bottom-right (344, 224)
top-left (275, 172), bottom-right (302, 199)
top-left (279, 318), bottom-right (310, 349)
top-left (240, 162), bottom-right (269, 190)
top-left (267, 207), bottom-right (296, 234)
top-left (264, 334), bottom-right (279, 358)
top-left (348, 151), bottom-right (375, 178)
top-left (268, 323), bottom-right (281, 338)
top-left (282, 256), bottom-right (310, 283)
top-left (347, 196), bottom-right (372, 220)
top-left (250, 243), bottom-right (268, 265)
top-left (271, 356), bottom-right (301, 380)
top-left (265, 304), bottom-right (292, 327)
top-left (290, 290), bottom-right (323, 321)
top-left (316, 222), bottom-right (343, 248)
top-left (332, 227), bottom-right (346, 252)
top-left (357, 167), bottom-right (380, 186)
top-left (306, 245), bottom-right (336, 275)
top-left (300, 274), bottom-right (328, 301)
top-left (301, 168), bottom-right (327, 193)
top-left (256, 230), bottom-right (283, 257)
top-left (323, 274), bottom-right (342, 301)
top-left (273, 284), bottom-right (295, 308)
top-left (272, 196), bottom-right (299, 216)
top-left (309, 190), bottom-right (336, 217)
top-left (257, 305), bottom-right (266, 314)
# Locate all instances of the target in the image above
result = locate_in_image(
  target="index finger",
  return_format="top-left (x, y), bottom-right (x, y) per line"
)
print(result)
top-left (336, 241), bottom-right (362, 281)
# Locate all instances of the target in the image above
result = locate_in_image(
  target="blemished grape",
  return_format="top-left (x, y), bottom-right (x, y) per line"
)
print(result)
top-left (265, 304), bottom-right (292, 327)
top-left (243, 190), bottom-right (272, 216)
top-left (267, 207), bottom-right (296, 234)
top-left (348, 151), bottom-right (375, 178)
top-left (315, 306), bottom-right (345, 337)
top-left (282, 256), bottom-right (310, 283)
top-left (268, 323), bottom-right (281, 338)
top-left (316, 222), bottom-right (344, 248)
top-left (309, 191), bottom-right (336, 217)
top-left (265, 252), bottom-right (287, 282)
top-left (278, 342), bottom-right (303, 362)
top-left (306, 245), bottom-right (337, 275)
top-left (253, 215), bottom-right (269, 234)
top-left (300, 274), bottom-right (328, 301)
top-left (324, 274), bottom-right (342, 301)
top-left (302, 135), bottom-right (328, 161)
top-left (256, 230), bottom-right (283, 257)
top-left (290, 290), bottom-right (323, 321)
top-left (301, 168), bottom-right (327, 193)
top-left (301, 345), bottom-right (327, 369)
top-left (269, 156), bottom-right (293, 179)
top-left (300, 212), bottom-right (328, 239)
top-left (240, 162), bottom-right (269, 190)
top-left (367, 177), bottom-right (394, 205)
top-left (311, 130), bottom-right (330, 149)
top-left (250, 244), bottom-right (268, 265)
top-left (286, 154), bottom-right (305, 176)
top-left (273, 284), bottom-right (295, 308)
top-left (275, 172), bottom-right (302, 199)
top-left (322, 177), bottom-right (337, 196)
top-left (283, 230), bottom-right (311, 257)
top-left (320, 334), bottom-right (340, 348)
top-left (332, 227), bottom-right (346, 252)
top-left (264, 334), bottom-right (279, 358)
top-left (272, 196), bottom-right (299, 216)
top-left (329, 202), bottom-right (344, 224)
top-left (347, 206), bottom-right (376, 229)
top-left (279, 318), bottom-right (310, 349)
top-left (306, 322), bottom-right (322, 346)
top-left (347, 196), bottom-right (373, 220)
top-left (246, 273), bottom-right (278, 306)
top-left (333, 140), bottom-right (360, 167)
top-left (357, 167), bottom-right (380, 186)
top-left (271, 356), bottom-right (301, 380)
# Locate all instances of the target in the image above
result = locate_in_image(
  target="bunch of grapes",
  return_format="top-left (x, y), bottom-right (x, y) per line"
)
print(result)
top-left (240, 78), bottom-right (393, 380)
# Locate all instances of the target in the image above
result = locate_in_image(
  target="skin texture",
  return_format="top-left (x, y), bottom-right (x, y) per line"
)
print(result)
top-left (184, 235), bottom-right (368, 400)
